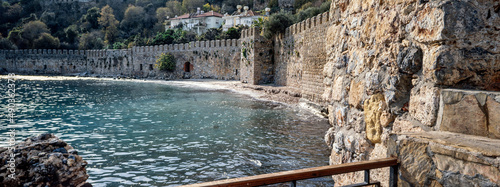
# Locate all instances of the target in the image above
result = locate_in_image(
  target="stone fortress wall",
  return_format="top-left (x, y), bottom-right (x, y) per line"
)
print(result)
top-left (1, 0), bottom-right (500, 186)
top-left (0, 39), bottom-right (241, 80)
top-left (274, 12), bottom-right (331, 103)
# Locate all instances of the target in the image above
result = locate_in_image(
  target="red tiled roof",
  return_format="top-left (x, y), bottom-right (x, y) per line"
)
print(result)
top-left (171, 13), bottom-right (191, 20)
top-left (194, 11), bottom-right (223, 18)
top-left (171, 11), bottom-right (223, 20)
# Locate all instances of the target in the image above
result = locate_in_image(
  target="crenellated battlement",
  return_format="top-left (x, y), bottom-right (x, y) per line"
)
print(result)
top-left (285, 12), bottom-right (330, 38)
top-left (131, 39), bottom-right (240, 54)
top-left (240, 27), bottom-right (262, 39)
top-left (0, 38), bottom-right (242, 80)
top-left (0, 38), bottom-right (240, 58)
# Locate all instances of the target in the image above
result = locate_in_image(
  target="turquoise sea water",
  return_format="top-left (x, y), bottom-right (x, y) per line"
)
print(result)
top-left (0, 78), bottom-right (332, 186)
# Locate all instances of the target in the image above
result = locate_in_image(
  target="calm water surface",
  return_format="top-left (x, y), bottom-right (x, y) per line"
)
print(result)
top-left (0, 78), bottom-right (332, 186)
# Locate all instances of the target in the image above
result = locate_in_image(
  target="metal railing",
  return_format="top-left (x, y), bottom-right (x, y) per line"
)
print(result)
top-left (181, 157), bottom-right (399, 187)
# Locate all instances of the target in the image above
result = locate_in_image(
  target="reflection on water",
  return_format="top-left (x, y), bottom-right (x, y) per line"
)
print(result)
top-left (0, 79), bottom-right (332, 186)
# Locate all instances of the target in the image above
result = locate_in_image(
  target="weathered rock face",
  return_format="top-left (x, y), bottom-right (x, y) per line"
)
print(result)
top-left (321, 0), bottom-right (500, 186)
top-left (0, 134), bottom-right (90, 187)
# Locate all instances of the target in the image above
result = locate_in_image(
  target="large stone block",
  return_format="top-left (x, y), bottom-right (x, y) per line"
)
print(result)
top-left (348, 80), bottom-right (364, 109)
top-left (440, 94), bottom-right (487, 136)
top-left (397, 45), bottom-right (423, 74)
top-left (363, 93), bottom-right (386, 144)
top-left (409, 84), bottom-right (439, 126)
top-left (487, 96), bottom-right (500, 139)
top-left (331, 75), bottom-right (345, 101)
top-left (398, 139), bottom-right (433, 186)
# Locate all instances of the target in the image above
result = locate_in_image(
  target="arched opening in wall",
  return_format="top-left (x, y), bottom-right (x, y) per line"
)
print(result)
top-left (140, 64), bottom-right (143, 71)
top-left (183, 62), bottom-right (192, 72)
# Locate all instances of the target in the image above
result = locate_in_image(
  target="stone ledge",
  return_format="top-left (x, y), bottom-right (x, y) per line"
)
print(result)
top-left (436, 89), bottom-right (500, 138)
top-left (400, 131), bottom-right (500, 159)
top-left (394, 131), bottom-right (500, 186)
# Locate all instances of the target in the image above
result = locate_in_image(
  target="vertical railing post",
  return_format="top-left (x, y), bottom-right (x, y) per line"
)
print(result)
top-left (390, 164), bottom-right (398, 187)
top-left (364, 169), bottom-right (370, 184)
top-left (291, 180), bottom-right (297, 187)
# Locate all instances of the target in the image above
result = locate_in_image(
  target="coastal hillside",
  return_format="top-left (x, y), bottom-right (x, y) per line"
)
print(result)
top-left (0, 0), bottom-right (329, 50)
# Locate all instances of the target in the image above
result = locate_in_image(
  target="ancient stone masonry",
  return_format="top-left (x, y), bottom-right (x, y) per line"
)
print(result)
top-left (273, 12), bottom-right (331, 103)
top-left (321, 0), bottom-right (500, 186)
top-left (240, 27), bottom-right (274, 85)
top-left (0, 39), bottom-right (241, 80)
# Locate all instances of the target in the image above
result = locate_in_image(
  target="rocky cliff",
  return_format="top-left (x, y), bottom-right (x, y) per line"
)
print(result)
top-left (320, 0), bottom-right (500, 186)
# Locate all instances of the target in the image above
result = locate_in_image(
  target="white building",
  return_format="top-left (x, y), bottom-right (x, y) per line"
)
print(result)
top-left (167, 8), bottom-right (224, 35)
top-left (222, 6), bottom-right (265, 31)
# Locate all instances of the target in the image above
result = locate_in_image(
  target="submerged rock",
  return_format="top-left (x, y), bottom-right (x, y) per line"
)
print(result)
top-left (0, 133), bottom-right (91, 187)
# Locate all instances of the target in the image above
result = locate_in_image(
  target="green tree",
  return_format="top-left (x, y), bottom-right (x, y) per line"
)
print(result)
top-left (81, 7), bottom-right (101, 31)
top-left (202, 3), bottom-right (211, 12)
top-left (298, 2), bottom-right (312, 11)
top-left (2, 3), bottom-right (22, 25)
top-left (252, 17), bottom-right (265, 29)
top-left (221, 27), bottom-right (244, 39)
top-left (79, 31), bottom-right (104, 49)
top-left (156, 7), bottom-right (170, 23)
top-left (293, 0), bottom-right (311, 12)
top-left (7, 28), bottom-right (26, 49)
top-left (0, 34), bottom-right (16, 50)
top-left (20, 13), bottom-right (37, 24)
top-left (20, 20), bottom-right (50, 42)
top-left (112, 41), bottom-right (127, 49)
top-left (99, 5), bottom-right (119, 44)
top-left (263, 10), bottom-right (294, 39)
top-left (20, 0), bottom-right (41, 16)
top-left (64, 25), bottom-right (79, 44)
top-left (40, 11), bottom-right (57, 31)
top-left (295, 1), bottom-right (330, 23)
top-left (99, 5), bottom-right (119, 28)
top-left (150, 30), bottom-right (175, 45)
top-left (155, 53), bottom-right (176, 71)
top-left (198, 28), bottom-right (221, 41)
top-left (33, 33), bottom-right (60, 49)
top-left (182, 0), bottom-right (205, 12)
top-left (120, 5), bottom-right (145, 37)
top-left (268, 0), bottom-right (279, 12)
top-left (165, 0), bottom-right (185, 17)
top-left (171, 28), bottom-right (195, 44)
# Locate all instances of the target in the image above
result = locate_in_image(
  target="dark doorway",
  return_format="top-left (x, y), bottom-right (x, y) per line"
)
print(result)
top-left (184, 62), bottom-right (191, 72)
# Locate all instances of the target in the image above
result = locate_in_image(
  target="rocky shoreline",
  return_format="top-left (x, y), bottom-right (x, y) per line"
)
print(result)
top-left (0, 133), bottom-right (91, 187)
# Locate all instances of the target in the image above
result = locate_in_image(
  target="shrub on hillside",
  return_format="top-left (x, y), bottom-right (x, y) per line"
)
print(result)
top-left (156, 53), bottom-right (176, 71)
top-left (33, 33), bottom-right (60, 49)
top-left (263, 10), bottom-right (294, 39)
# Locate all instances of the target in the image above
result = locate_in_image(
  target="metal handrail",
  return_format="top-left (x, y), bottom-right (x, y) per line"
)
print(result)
top-left (181, 157), bottom-right (399, 187)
